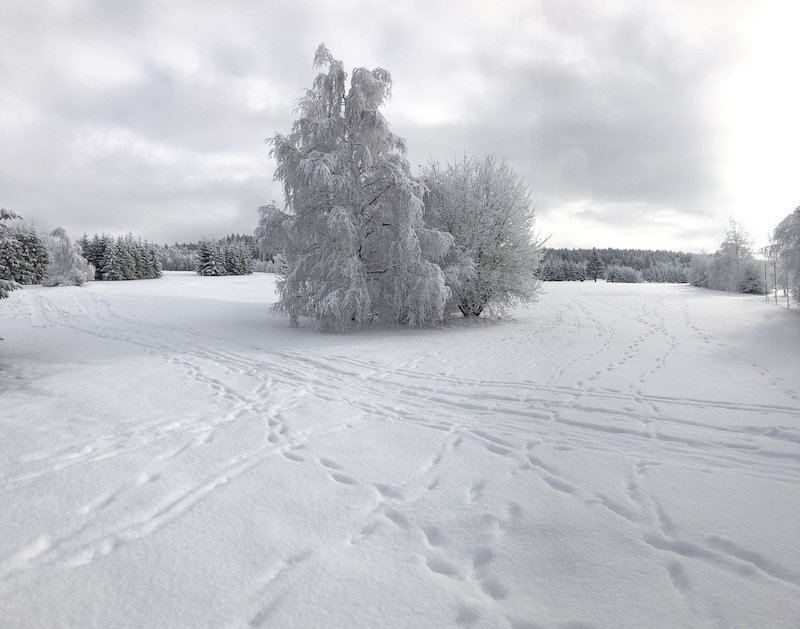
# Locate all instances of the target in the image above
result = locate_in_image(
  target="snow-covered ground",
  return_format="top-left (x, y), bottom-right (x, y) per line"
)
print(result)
top-left (1, 273), bottom-right (799, 629)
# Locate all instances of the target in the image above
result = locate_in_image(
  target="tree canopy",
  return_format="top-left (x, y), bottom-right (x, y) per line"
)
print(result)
top-left (257, 45), bottom-right (451, 331)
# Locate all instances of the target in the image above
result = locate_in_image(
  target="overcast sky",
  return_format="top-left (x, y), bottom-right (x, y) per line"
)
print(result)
top-left (1, 0), bottom-right (797, 252)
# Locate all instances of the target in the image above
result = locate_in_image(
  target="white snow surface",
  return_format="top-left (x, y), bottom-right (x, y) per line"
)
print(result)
top-left (1, 273), bottom-right (799, 629)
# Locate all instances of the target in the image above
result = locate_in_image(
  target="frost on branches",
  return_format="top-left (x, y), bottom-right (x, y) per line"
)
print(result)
top-left (257, 45), bottom-right (452, 331)
top-left (196, 239), bottom-right (253, 276)
top-left (44, 228), bottom-right (95, 286)
top-left (422, 156), bottom-right (544, 316)
top-left (0, 209), bottom-right (23, 299)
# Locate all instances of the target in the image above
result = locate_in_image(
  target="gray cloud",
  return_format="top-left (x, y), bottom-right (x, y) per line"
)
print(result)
top-left (0, 0), bottom-right (787, 251)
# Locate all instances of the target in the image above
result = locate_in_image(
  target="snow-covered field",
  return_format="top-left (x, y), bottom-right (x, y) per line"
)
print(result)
top-left (1, 273), bottom-right (799, 629)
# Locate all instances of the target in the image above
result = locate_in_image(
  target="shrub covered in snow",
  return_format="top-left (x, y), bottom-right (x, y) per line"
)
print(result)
top-left (605, 265), bottom-right (642, 283)
top-left (158, 245), bottom-right (198, 271)
top-left (44, 228), bottom-right (95, 286)
top-left (421, 156), bottom-right (544, 316)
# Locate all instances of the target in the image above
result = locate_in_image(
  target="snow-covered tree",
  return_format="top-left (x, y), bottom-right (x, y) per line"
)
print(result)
top-left (421, 155), bottom-right (543, 316)
top-left (692, 218), bottom-right (764, 294)
top-left (715, 217), bottom-right (755, 292)
top-left (0, 209), bottom-right (22, 299)
top-left (79, 233), bottom-right (106, 276)
top-left (0, 219), bottom-right (50, 287)
top-left (196, 239), bottom-right (227, 276)
top-left (771, 206), bottom-right (800, 303)
top-left (146, 241), bottom-right (164, 279)
top-left (100, 239), bottom-right (126, 281)
top-left (538, 256), bottom-right (565, 281)
top-left (736, 260), bottom-right (765, 294)
top-left (538, 256), bottom-right (586, 282)
top-left (586, 250), bottom-right (605, 282)
top-left (43, 227), bottom-right (95, 286)
top-left (224, 241), bottom-right (254, 275)
top-left (158, 244), bottom-right (198, 271)
top-left (258, 45), bottom-right (452, 331)
top-left (688, 254), bottom-right (710, 287)
top-left (641, 261), bottom-right (688, 283)
top-left (605, 265), bottom-right (642, 283)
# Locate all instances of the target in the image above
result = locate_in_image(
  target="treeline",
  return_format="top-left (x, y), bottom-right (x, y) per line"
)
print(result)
top-left (763, 207), bottom-right (799, 305)
top-left (540, 248), bottom-right (691, 283)
top-left (157, 234), bottom-right (279, 273)
top-left (1, 211), bottom-right (97, 298)
top-left (0, 218), bottom-right (50, 287)
top-left (196, 239), bottom-right (253, 276)
top-left (77, 233), bottom-right (162, 281)
top-left (687, 218), bottom-right (763, 295)
top-left (548, 248), bottom-right (693, 270)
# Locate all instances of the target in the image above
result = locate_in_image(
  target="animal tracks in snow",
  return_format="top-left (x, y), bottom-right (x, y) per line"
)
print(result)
top-left (2, 277), bottom-right (798, 629)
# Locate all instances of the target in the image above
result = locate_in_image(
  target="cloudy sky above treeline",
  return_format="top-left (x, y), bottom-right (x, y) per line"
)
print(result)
top-left (1, 0), bottom-right (797, 252)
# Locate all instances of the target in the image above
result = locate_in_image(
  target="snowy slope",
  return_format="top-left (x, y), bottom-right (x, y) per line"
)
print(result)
top-left (1, 273), bottom-right (798, 629)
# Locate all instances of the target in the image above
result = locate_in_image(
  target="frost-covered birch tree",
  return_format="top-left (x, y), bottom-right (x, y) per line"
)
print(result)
top-left (257, 45), bottom-right (452, 331)
top-left (421, 156), bottom-right (544, 316)
top-left (44, 227), bottom-right (95, 286)
top-left (771, 206), bottom-right (800, 303)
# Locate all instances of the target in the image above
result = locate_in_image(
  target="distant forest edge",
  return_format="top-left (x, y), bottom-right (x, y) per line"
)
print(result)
top-left (156, 240), bottom-right (694, 282)
top-left (156, 234), bottom-right (278, 274)
top-left (153, 236), bottom-right (796, 301)
top-left (540, 248), bottom-right (692, 283)
top-left (540, 206), bottom-right (799, 306)
top-left (2, 208), bottom-right (798, 307)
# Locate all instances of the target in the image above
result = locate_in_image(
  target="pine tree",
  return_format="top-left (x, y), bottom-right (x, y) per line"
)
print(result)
top-left (118, 235), bottom-right (137, 280)
top-left (1, 224), bottom-right (50, 284)
top-left (101, 239), bottom-right (126, 280)
top-left (196, 239), bottom-right (227, 276)
top-left (586, 250), bottom-right (605, 282)
top-left (92, 234), bottom-right (112, 280)
top-left (258, 45), bottom-right (451, 330)
top-left (0, 209), bottom-right (23, 299)
top-left (737, 260), bottom-right (765, 294)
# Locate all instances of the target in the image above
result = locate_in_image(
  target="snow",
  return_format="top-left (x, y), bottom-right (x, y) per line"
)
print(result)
top-left (1, 273), bottom-right (799, 629)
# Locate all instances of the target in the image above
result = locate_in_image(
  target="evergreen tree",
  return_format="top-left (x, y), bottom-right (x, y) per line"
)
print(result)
top-left (196, 239), bottom-right (227, 276)
top-left (0, 209), bottom-right (23, 299)
top-left (737, 260), bottom-right (765, 294)
top-left (586, 250), bottom-right (605, 282)
top-left (539, 256), bottom-right (566, 281)
top-left (0, 224), bottom-right (50, 285)
top-left (224, 241), bottom-right (253, 275)
top-left (101, 239), bottom-right (126, 280)
top-left (118, 235), bottom-right (137, 280)
top-left (93, 234), bottom-right (113, 280)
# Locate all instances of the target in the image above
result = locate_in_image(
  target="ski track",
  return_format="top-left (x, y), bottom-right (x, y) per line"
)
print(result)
top-left (1, 281), bottom-right (799, 628)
